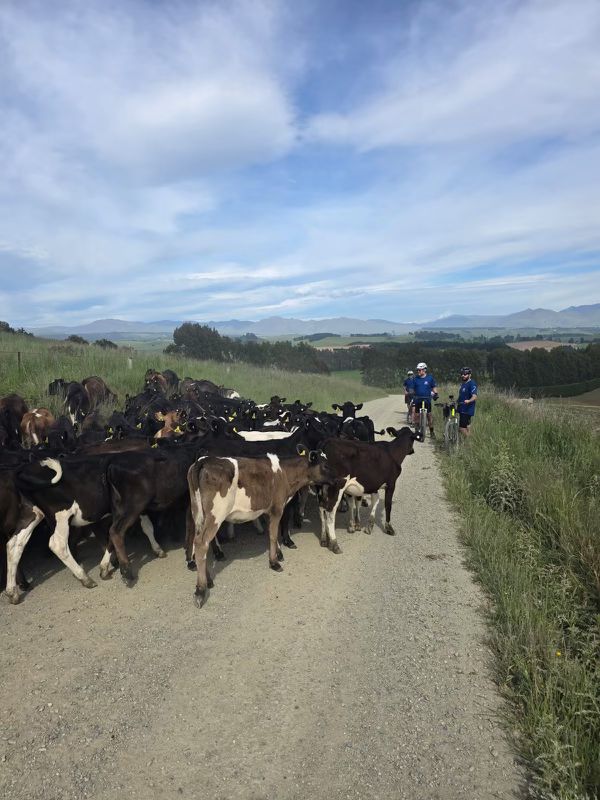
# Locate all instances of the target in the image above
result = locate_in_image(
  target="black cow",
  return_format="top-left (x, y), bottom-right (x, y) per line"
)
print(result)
top-left (317, 426), bottom-right (417, 551)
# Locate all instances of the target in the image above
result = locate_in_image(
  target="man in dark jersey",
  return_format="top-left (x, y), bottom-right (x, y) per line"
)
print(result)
top-left (412, 361), bottom-right (438, 438)
top-left (457, 367), bottom-right (478, 437)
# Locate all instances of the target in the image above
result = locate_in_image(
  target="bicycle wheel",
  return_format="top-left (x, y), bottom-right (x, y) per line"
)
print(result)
top-left (447, 419), bottom-right (459, 453)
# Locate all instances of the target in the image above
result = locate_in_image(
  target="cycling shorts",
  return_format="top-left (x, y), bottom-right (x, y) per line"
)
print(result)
top-left (459, 413), bottom-right (472, 429)
top-left (414, 399), bottom-right (432, 413)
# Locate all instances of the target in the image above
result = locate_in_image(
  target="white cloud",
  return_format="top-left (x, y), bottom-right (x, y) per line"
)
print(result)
top-left (307, 0), bottom-right (600, 150)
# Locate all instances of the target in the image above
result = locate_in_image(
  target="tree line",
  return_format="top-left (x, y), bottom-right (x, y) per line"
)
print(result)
top-left (165, 323), bottom-right (330, 373)
top-left (361, 342), bottom-right (600, 391)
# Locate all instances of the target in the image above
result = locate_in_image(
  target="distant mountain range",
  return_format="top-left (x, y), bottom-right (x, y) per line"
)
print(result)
top-left (28, 304), bottom-right (600, 339)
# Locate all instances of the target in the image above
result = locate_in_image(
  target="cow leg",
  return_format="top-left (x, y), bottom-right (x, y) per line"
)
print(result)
top-left (107, 511), bottom-right (140, 586)
top-left (140, 514), bottom-right (166, 558)
top-left (280, 503), bottom-right (296, 549)
top-left (49, 513), bottom-right (97, 589)
top-left (184, 505), bottom-right (197, 569)
top-left (99, 541), bottom-right (115, 580)
top-left (292, 487), bottom-right (308, 528)
top-left (193, 521), bottom-right (219, 608)
top-left (347, 495), bottom-right (359, 532)
top-left (317, 484), bottom-right (344, 554)
top-left (365, 492), bottom-right (381, 534)
top-left (5, 506), bottom-right (44, 604)
top-left (268, 511), bottom-right (284, 571)
top-left (383, 484), bottom-right (396, 536)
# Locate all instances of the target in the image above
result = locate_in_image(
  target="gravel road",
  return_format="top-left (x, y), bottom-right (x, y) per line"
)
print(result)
top-left (1, 394), bottom-right (523, 800)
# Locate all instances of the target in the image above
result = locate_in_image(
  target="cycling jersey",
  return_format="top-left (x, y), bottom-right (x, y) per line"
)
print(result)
top-left (412, 374), bottom-right (437, 399)
top-left (458, 379), bottom-right (478, 416)
top-left (403, 377), bottom-right (415, 394)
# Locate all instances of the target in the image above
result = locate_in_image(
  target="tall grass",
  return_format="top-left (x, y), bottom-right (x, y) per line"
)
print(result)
top-left (440, 390), bottom-right (600, 799)
top-left (0, 332), bottom-right (385, 413)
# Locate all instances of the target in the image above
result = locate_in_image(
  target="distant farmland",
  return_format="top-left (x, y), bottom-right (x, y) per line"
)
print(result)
top-left (507, 340), bottom-right (576, 351)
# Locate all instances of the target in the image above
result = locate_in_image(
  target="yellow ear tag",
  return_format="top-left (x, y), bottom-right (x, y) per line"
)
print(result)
top-left (136, 423), bottom-right (142, 429)
top-left (108, 427), bottom-right (113, 433)
top-left (233, 427), bottom-right (238, 432)
top-left (151, 442), bottom-right (158, 448)
top-left (174, 426), bottom-right (182, 433)
top-left (228, 416), bottom-right (235, 421)
top-left (299, 447), bottom-right (306, 456)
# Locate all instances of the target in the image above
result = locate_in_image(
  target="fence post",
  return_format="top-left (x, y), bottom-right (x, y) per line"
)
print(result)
top-left (127, 357), bottom-right (133, 370)
top-left (17, 351), bottom-right (21, 373)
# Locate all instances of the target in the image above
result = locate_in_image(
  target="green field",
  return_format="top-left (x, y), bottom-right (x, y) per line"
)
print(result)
top-left (0, 331), bottom-right (383, 413)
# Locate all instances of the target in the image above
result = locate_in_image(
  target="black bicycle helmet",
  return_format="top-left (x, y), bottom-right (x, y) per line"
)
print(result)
top-left (460, 366), bottom-right (472, 375)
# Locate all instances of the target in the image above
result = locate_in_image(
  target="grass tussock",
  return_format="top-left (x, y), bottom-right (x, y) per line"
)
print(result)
top-left (441, 390), bottom-right (600, 800)
top-left (0, 331), bottom-right (385, 413)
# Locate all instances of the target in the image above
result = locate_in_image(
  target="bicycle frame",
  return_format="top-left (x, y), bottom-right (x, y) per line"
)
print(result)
top-left (442, 396), bottom-right (459, 452)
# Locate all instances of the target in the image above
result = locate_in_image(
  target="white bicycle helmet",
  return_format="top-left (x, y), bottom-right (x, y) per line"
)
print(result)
top-left (407, 370), bottom-right (414, 375)
top-left (416, 362), bottom-right (427, 370)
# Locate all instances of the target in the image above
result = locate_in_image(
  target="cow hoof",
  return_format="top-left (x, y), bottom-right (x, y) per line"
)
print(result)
top-left (80, 576), bottom-right (97, 589)
top-left (186, 559), bottom-right (197, 571)
top-left (385, 525), bottom-right (396, 536)
top-left (156, 549), bottom-right (167, 559)
top-left (347, 525), bottom-right (355, 534)
top-left (6, 591), bottom-right (23, 605)
top-left (283, 539), bottom-right (297, 549)
top-left (276, 547), bottom-right (284, 562)
top-left (270, 561), bottom-right (283, 572)
top-left (365, 521), bottom-right (374, 534)
top-left (99, 568), bottom-right (112, 581)
top-left (330, 542), bottom-right (342, 555)
top-left (194, 588), bottom-right (207, 608)
top-left (320, 540), bottom-right (328, 548)
top-left (120, 569), bottom-right (136, 587)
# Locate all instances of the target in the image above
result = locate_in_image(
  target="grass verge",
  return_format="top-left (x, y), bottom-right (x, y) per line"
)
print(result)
top-left (438, 391), bottom-right (600, 799)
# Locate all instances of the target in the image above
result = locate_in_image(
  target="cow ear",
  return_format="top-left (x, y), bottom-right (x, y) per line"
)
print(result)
top-left (296, 444), bottom-right (307, 456)
top-left (356, 403), bottom-right (363, 411)
top-left (306, 402), bottom-right (312, 408)
top-left (386, 426), bottom-right (397, 437)
top-left (332, 403), bottom-right (339, 410)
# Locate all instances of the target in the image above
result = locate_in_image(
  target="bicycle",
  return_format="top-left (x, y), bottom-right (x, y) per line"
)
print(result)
top-left (435, 395), bottom-right (459, 453)
top-left (414, 399), bottom-right (427, 442)
top-left (405, 396), bottom-right (414, 425)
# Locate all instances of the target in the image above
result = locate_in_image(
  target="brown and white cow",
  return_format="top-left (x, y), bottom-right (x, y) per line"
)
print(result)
top-left (154, 410), bottom-right (185, 439)
top-left (20, 407), bottom-right (55, 448)
top-left (187, 449), bottom-right (335, 607)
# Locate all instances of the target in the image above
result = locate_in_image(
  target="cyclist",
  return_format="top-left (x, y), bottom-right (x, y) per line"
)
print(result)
top-left (412, 362), bottom-right (438, 438)
top-left (457, 367), bottom-right (478, 437)
top-left (403, 370), bottom-right (415, 415)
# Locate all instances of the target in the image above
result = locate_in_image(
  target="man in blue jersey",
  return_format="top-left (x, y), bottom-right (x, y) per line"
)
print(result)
top-left (403, 370), bottom-right (415, 414)
top-left (412, 362), bottom-right (438, 438)
top-left (457, 367), bottom-right (478, 437)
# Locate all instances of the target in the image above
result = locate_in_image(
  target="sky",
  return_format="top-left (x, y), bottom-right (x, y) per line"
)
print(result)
top-left (1, 0), bottom-right (599, 327)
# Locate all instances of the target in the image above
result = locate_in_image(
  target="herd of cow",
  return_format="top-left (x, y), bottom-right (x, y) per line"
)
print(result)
top-left (0, 369), bottom-right (417, 607)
